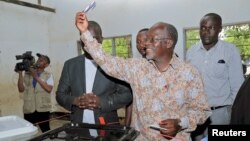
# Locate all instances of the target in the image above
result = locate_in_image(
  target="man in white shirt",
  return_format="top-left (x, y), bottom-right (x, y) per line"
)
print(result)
top-left (186, 13), bottom-right (244, 140)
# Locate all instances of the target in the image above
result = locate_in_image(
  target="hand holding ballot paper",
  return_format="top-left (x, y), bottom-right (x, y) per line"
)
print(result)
top-left (149, 124), bottom-right (168, 131)
top-left (148, 119), bottom-right (182, 140)
top-left (75, 1), bottom-right (96, 33)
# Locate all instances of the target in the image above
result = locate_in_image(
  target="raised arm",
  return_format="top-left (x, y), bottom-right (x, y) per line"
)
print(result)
top-left (75, 12), bottom-right (136, 83)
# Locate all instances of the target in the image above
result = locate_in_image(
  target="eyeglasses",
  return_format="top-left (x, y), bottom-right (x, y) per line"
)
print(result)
top-left (146, 38), bottom-right (171, 44)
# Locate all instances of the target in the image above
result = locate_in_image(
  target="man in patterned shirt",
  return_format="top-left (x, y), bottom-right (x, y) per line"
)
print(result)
top-left (75, 12), bottom-right (211, 141)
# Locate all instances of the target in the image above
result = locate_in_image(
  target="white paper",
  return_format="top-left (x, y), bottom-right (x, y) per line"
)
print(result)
top-left (149, 124), bottom-right (168, 131)
top-left (83, 1), bottom-right (96, 13)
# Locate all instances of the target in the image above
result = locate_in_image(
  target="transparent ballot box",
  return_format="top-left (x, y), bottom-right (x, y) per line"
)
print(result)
top-left (0, 115), bottom-right (38, 141)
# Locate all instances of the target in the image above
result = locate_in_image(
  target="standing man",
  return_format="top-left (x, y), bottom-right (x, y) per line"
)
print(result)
top-left (186, 13), bottom-right (244, 140)
top-left (75, 12), bottom-right (211, 140)
top-left (56, 21), bottom-right (132, 136)
top-left (136, 28), bottom-right (149, 58)
top-left (17, 53), bottom-right (53, 133)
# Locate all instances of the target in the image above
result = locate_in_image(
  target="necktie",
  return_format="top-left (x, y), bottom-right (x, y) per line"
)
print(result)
top-left (32, 72), bottom-right (41, 88)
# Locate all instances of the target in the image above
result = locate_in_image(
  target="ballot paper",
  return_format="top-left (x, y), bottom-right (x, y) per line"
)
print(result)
top-left (149, 124), bottom-right (168, 131)
top-left (83, 1), bottom-right (96, 13)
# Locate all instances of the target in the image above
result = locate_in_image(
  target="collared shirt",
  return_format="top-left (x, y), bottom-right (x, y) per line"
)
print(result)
top-left (85, 57), bottom-right (97, 93)
top-left (186, 40), bottom-right (244, 107)
top-left (81, 31), bottom-right (211, 141)
top-left (83, 57), bottom-right (98, 136)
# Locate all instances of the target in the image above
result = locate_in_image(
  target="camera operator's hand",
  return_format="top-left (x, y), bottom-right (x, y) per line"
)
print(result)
top-left (17, 71), bottom-right (25, 93)
top-left (29, 68), bottom-right (53, 93)
top-left (17, 71), bottom-right (22, 75)
top-left (29, 67), bottom-right (38, 79)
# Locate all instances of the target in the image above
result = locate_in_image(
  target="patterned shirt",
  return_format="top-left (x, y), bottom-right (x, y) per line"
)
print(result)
top-left (81, 31), bottom-right (211, 141)
top-left (186, 40), bottom-right (244, 107)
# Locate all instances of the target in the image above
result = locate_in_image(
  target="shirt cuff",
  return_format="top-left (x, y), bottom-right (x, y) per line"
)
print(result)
top-left (179, 117), bottom-right (189, 129)
top-left (80, 30), bottom-right (94, 42)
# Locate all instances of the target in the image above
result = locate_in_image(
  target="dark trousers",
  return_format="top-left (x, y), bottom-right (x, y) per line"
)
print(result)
top-left (191, 118), bottom-right (211, 141)
top-left (24, 111), bottom-right (50, 133)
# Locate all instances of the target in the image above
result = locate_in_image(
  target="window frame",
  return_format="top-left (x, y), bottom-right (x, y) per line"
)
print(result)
top-left (184, 21), bottom-right (250, 63)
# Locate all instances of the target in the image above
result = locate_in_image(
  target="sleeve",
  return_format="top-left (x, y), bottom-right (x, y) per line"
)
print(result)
top-left (80, 31), bottom-right (133, 83)
top-left (99, 80), bottom-right (133, 112)
top-left (228, 46), bottom-right (245, 102)
top-left (56, 62), bottom-right (75, 111)
top-left (46, 74), bottom-right (54, 86)
top-left (182, 67), bottom-right (212, 132)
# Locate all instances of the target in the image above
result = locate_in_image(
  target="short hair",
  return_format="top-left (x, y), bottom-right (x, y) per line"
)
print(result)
top-left (166, 23), bottom-right (178, 47)
top-left (202, 13), bottom-right (222, 26)
top-left (36, 53), bottom-right (50, 64)
top-left (138, 28), bottom-right (149, 33)
top-left (88, 21), bottom-right (102, 36)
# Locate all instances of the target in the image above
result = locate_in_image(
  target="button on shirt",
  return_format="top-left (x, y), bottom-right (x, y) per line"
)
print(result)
top-left (186, 40), bottom-right (244, 107)
top-left (81, 31), bottom-right (211, 141)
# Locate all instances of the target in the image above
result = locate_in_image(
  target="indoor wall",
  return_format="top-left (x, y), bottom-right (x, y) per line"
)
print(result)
top-left (0, 0), bottom-right (249, 117)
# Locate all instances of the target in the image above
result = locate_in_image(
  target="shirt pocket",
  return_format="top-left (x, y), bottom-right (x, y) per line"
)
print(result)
top-left (212, 62), bottom-right (227, 78)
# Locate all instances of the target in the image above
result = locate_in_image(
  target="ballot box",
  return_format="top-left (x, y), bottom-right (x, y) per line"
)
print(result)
top-left (29, 122), bottom-right (139, 141)
top-left (0, 115), bottom-right (38, 141)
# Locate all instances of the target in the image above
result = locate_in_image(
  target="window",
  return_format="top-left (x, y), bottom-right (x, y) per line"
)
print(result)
top-left (78, 35), bottom-right (132, 58)
top-left (185, 22), bottom-right (250, 76)
top-left (102, 35), bottom-right (132, 58)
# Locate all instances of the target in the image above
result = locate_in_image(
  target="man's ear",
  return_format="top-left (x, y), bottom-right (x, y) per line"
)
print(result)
top-left (100, 36), bottom-right (103, 43)
top-left (219, 27), bottom-right (222, 33)
top-left (166, 39), bottom-right (174, 49)
top-left (217, 25), bottom-right (222, 33)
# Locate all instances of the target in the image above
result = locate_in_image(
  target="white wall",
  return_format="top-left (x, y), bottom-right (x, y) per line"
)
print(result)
top-left (0, 0), bottom-right (249, 117)
top-left (0, 1), bottom-right (53, 116)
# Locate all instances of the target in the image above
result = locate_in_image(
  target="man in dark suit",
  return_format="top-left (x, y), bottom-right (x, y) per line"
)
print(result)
top-left (56, 21), bottom-right (132, 128)
top-left (231, 75), bottom-right (250, 124)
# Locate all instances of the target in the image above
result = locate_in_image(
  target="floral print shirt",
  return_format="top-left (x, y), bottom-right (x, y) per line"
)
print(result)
top-left (81, 31), bottom-right (211, 141)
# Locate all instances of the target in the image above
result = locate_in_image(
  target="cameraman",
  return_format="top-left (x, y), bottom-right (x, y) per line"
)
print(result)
top-left (17, 53), bottom-right (53, 133)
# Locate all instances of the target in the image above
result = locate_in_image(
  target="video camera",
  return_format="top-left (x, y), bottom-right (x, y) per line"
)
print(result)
top-left (14, 51), bottom-right (36, 72)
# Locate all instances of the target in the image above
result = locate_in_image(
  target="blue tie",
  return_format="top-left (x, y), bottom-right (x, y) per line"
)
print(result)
top-left (32, 72), bottom-right (41, 88)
